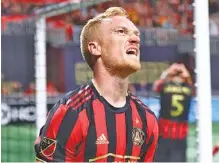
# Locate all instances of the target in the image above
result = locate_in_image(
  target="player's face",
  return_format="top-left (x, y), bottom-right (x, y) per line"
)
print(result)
top-left (172, 76), bottom-right (184, 84)
top-left (100, 16), bottom-right (141, 75)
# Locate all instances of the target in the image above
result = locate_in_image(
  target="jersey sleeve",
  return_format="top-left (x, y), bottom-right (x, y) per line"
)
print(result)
top-left (144, 111), bottom-right (159, 162)
top-left (153, 79), bottom-right (165, 93)
top-left (34, 101), bottom-right (82, 162)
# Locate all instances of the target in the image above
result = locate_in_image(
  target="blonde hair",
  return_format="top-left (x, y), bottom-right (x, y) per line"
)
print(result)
top-left (80, 7), bottom-right (127, 69)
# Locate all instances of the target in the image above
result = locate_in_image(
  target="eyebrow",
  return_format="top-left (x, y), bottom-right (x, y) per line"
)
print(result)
top-left (116, 26), bottom-right (140, 36)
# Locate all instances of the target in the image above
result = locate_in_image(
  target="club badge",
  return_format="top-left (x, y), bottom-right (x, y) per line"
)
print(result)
top-left (132, 128), bottom-right (145, 146)
top-left (40, 137), bottom-right (56, 157)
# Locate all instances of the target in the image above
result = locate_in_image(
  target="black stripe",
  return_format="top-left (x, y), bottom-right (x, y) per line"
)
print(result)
top-left (125, 104), bottom-right (133, 162)
top-left (135, 103), bottom-right (147, 161)
top-left (143, 134), bottom-right (154, 161)
top-left (105, 107), bottom-right (116, 162)
top-left (53, 108), bottom-right (79, 161)
top-left (84, 102), bottom-right (97, 162)
top-left (34, 138), bottom-right (41, 157)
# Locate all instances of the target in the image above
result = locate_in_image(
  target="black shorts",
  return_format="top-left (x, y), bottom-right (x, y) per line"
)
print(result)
top-left (154, 136), bottom-right (187, 162)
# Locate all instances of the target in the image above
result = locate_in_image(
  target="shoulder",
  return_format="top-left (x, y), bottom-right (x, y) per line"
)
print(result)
top-left (129, 93), bottom-right (157, 120)
top-left (65, 83), bottom-right (93, 105)
top-left (50, 83), bottom-right (94, 114)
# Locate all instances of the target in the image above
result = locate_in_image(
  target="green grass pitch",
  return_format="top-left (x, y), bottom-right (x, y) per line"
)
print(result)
top-left (1, 123), bottom-right (219, 162)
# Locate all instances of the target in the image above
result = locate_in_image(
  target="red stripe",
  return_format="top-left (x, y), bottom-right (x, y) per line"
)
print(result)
top-left (179, 123), bottom-right (188, 139)
top-left (176, 123), bottom-right (181, 139)
top-left (65, 116), bottom-right (81, 162)
top-left (79, 108), bottom-right (90, 139)
top-left (68, 88), bottom-right (92, 108)
top-left (115, 113), bottom-right (126, 162)
top-left (171, 121), bottom-right (177, 139)
top-left (46, 104), bottom-right (68, 138)
top-left (145, 110), bottom-right (157, 142)
top-left (163, 119), bottom-right (170, 139)
top-left (45, 104), bottom-right (69, 160)
top-left (130, 100), bottom-right (142, 162)
top-left (75, 141), bottom-right (86, 161)
top-left (92, 99), bottom-right (108, 162)
top-left (65, 109), bottom-right (89, 162)
top-left (144, 110), bottom-right (158, 162)
top-left (75, 108), bottom-right (89, 162)
top-left (143, 109), bottom-right (157, 162)
top-left (74, 92), bottom-right (94, 110)
top-left (69, 86), bottom-right (90, 101)
top-left (184, 123), bottom-right (188, 138)
top-left (159, 118), bottom-right (168, 137)
top-left (179, 123), bottom-right (183, 139)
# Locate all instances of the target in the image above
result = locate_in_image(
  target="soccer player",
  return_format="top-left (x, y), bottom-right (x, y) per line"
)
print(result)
top-left (153, 63), bottom-right (194, 162)
top-left (34, 7), bottom-right (158, 162)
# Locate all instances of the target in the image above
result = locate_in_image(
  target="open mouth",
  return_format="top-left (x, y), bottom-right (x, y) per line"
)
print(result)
top-left (126, 48), bottom-right (138, 56)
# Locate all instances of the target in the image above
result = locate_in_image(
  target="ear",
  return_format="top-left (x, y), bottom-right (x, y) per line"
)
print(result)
top-left (88, 42), bottom-right (101, 57)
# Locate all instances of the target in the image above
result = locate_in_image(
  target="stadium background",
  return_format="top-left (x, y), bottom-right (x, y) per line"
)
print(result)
top-left (1, 0), bottom-right (219, 162)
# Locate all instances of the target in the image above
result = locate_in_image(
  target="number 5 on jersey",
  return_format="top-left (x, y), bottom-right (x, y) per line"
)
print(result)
top-left (171, 94), bottom-right (184, 117)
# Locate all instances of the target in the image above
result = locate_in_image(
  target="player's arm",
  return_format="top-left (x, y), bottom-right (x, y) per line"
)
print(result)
top-left (153, 63), bottom-right (179, 93)
top-left (179, 64), bottom-right (193, 86)
top-left (143, 112), bottom-right (159, 162)
top-left (152, 78), bottom-right (165, 93)
top-left (178, 64), bottom-right (196, 95)
top-left (34, 100), bottom-right (82, 162)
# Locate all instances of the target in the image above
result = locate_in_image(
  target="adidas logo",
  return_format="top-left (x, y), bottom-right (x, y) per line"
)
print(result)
top-left (96, 134), bottom-right (109, 144)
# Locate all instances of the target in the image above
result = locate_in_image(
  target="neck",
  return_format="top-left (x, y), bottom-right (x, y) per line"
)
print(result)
top-left (92, 66), bottom-right (129, 107)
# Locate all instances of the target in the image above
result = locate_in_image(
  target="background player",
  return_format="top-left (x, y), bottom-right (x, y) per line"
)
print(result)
top-left (34, 7), bottom-right (158, 162)
top-left (153, 63), bottom-right (194, 162)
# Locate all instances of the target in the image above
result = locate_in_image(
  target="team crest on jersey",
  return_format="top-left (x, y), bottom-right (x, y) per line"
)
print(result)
top-left (40, 137), bottom-right (56, 157)
top-left (132, 128), bottom-right (145, 146)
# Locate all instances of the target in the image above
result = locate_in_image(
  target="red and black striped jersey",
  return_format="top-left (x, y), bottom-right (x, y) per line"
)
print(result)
top-left (34, 81), bottom-right (159, 162)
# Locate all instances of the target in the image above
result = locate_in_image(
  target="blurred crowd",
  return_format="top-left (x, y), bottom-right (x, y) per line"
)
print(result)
top-left (2, 0), bottom-right (219, 35)
top-left (2, 0), bottom-right (219, 36)
top-left (0, 0), bottom-right (203, 36)
top-left (1, 74), bottom-right (59, 96)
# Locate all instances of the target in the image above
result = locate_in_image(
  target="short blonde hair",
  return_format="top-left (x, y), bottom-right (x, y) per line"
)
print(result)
top-left (80, 7), bottom-right (127, 69)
